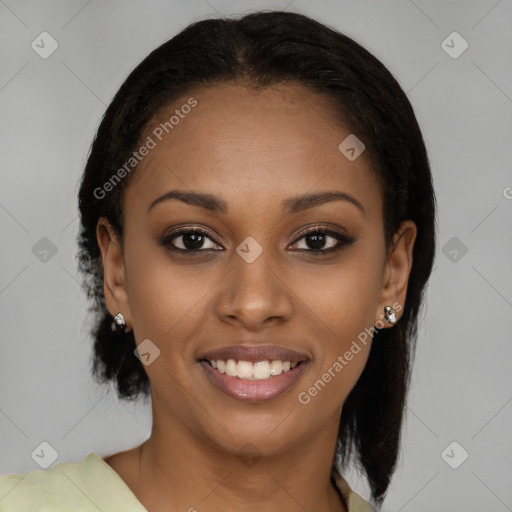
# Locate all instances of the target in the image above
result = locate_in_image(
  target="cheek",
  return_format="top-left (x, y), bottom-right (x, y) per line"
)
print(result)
top-left (294, 286), bottom-right (376, 418)
top-left (290, 249), bottom-right (384, 405)
top-left (290, 246), bottom-right (384, 335)
top-left (123, 235), bottom-right (213, 345)
top-left (123, 247), bottom-right (219, 398)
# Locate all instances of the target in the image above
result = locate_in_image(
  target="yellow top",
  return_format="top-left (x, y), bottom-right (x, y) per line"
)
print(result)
top-left (0, 453), bottom-right (375, 511)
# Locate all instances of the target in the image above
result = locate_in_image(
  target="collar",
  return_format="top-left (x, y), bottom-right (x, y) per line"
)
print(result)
top-left (330, 467), bottom-right (376, 512)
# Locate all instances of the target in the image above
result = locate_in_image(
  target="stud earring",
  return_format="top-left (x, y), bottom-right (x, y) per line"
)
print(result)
top-left (384, 306), bottom-right (397, 325)
top-left (111, 312), bottom-right (126, 333)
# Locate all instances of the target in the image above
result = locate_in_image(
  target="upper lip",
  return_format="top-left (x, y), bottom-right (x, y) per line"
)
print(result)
top-left (198, 344), bottom-right (310, 363)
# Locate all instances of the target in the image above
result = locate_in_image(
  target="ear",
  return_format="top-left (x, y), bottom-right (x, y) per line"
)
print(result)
top-left (375, 220), bottom-right (417, 326)
top-left (96, 217), bottom-right (132, 331)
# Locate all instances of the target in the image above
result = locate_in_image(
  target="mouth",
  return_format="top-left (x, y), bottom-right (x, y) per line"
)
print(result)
top-left (198, 358), bottom-right (305, 380)
top-left (196, 345), bottom-right (310, 402)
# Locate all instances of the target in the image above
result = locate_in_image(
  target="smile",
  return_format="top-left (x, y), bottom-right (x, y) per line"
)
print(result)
top-left (205, 358), bottom-right (300, 380)
top-left (198, 358), bottom-right (308, 402)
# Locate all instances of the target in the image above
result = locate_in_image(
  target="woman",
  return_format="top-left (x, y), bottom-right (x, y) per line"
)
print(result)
top-left (0, 10), bottom-right (435, 512)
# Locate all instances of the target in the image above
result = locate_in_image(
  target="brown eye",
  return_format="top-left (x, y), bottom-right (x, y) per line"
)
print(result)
top-left (160, 228), bottom-right (223, 252)
top-left (289, 228), bottom-right (354, 254)
top-left (159, 226), bottom-right (354, 256)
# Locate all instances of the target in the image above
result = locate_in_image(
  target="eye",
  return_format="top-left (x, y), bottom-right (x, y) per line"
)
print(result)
top-left (289, 227), bottom-right (354, 255)
top-left (160, 227), bottom-right (223, 253)
top-left (160, 226), bottom-right (354, 255)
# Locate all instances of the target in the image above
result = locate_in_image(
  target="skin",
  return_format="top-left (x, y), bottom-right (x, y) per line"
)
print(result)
top-left (96, 82), bottom-right (416, 512)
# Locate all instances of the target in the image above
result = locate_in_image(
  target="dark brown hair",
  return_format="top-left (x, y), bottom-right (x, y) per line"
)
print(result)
top-left (77, 11), bottom-right (436, 508)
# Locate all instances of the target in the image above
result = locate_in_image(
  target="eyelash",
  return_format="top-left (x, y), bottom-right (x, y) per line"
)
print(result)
top-left (159, 226), bottom-right (355, 256)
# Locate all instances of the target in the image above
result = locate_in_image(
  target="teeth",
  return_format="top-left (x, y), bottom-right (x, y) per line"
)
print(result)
top-left (207, 359), bottom-right (300, 380)
top-left (253, 360), bottom-right (270, 379)
top-left (236, 360), bottom-right (253, 379)
top-left (226, 359), bottom-right (238, 377)
top-left (269, 360), bottom-right (282, 376)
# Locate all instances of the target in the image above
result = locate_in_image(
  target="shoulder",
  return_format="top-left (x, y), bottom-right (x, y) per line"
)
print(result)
top-left (0, 456), bottom-right (89, 511)
top-left (331, 468), bottom-right (376, 512)
top-left (0, 452), bottom-right (145, 512)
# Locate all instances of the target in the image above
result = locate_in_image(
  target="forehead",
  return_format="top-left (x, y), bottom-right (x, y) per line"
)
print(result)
top-left (125, 82), bottom-right (381, 219)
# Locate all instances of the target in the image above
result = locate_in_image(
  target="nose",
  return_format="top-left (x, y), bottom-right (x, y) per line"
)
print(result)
top-left (214, 249), bottom-right (294, 331)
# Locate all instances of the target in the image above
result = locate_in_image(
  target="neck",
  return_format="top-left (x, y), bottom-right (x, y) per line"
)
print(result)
top-left (128, 396), bottom-right (347, 512)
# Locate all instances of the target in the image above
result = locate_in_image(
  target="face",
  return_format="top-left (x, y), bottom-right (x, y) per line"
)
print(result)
top-left (97, 82), bottom-right (416, 458)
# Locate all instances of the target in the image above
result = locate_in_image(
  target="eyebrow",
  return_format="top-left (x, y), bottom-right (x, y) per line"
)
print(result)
top-left (147, 189), bottom-right (365, 216)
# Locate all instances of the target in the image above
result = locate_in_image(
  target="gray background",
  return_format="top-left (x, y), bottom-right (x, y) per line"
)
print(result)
top-left (1, 1), bottom-right (511, 511)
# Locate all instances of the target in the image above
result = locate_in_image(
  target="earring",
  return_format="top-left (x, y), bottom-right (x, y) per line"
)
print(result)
top-left (384, 306), bottom-right (397, 325)
top-left (111, 312), bottom-right (126, 333)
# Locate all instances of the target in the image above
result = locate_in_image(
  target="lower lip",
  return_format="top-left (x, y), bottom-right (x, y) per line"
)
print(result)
top-left (198, 360), bottom-right (308, 402)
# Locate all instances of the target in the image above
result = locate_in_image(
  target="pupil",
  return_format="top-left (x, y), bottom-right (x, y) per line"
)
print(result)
top-left (307, 234), bottom-right (325, 250)
top-left (183, 233), bottom-right (204, 250)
